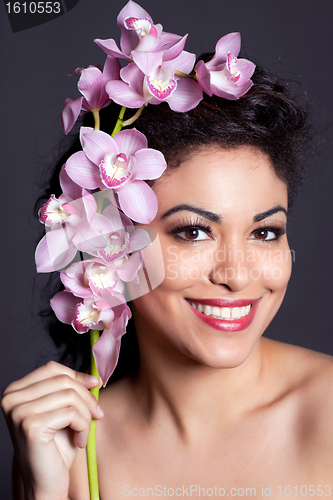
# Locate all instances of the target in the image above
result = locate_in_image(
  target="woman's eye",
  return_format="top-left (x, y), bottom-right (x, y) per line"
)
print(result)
top-left (251, 228), bottom-right (278, 241)
top-left (177, 228), bottom-right (211, 241)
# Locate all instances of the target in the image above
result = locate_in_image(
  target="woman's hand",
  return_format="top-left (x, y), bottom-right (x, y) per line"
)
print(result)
top-left (1, 361), bottom-right (103, 500)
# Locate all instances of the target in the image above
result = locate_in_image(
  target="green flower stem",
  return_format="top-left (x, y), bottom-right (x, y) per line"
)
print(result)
top-left (92, 109), bottom-right (100, 131)
top-left (111, 106), bottom-right (126, 137)
top-left (122, 105), bottom-right (145, 127)
top-left (87, 329), bottom-right (101, 500)
top-left (174, 69), bottom-right (197, 81)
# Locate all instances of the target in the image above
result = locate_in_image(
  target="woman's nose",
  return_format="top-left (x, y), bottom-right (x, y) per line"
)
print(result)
top-left (208, 241), bottom-right (255, 292)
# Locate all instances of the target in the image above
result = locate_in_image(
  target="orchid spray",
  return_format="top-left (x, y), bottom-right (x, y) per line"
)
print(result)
top-left (35, 1), bottom-right (255, 498)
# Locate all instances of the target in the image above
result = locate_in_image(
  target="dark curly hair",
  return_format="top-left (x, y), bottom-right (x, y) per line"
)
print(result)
top-left (36, 61), bottom-right (314, 380)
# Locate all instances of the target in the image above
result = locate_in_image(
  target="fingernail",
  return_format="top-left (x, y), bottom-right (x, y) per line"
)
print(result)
top-left (97, 405), bottom-right (104, 418)
top-left (85, 374), bottom-right (99, 385)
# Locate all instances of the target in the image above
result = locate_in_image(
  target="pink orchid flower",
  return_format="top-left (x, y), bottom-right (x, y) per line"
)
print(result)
top-left (89, 206), bottom-right (152, 284)
top-left (61, 56), bottom-right (121, 134)
top-left (94, 0), bottom-right (188, 74)
top-left (50, 291), bottom-right (131, 385)
top-left (106, 52), bottom-right (202, 112)
top-left (36, 170), bottom-right (120, 273)
top-left (60, 220), bottom-right (151, 300)
top-left (60, 259), bottom-right (126, 300)
top-left (65, 127), bottom-right (167, 223)
top-left (195, 32), bottom-right (256, 100)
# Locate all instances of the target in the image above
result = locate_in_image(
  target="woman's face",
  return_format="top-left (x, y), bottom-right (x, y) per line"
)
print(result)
top-left (133, 146), bottom-right (291, 369)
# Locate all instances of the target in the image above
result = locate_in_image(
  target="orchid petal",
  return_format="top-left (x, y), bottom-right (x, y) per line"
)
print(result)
top-left (194, 60), bottom-right (212, 96)
top-left (80, 127), bottom-right (118, 167)
top-left (229, 58), bottom-right (256, 84)
top-left (103, 55), bottom-right (121, 82)
top-left (59, 166), bottom-right (82, 200)
top-left (210, 67), bottom-right (254, 99)
top-left (166, 78), bottom-right (203, 112)
top-left (61, 267), bottom-right (93, 298)
top-left (91, 212), bottom-right (121, 236)
top-left (50, 291), bottom-right (81, 324)
top-left (78, 67), bottom-right (104, 109)
top-left (117, 252), bottom-right (142, 282)
top-left (132, 50), bottom-right (163, 75)
top-left (132, 148), bottom-right (166, 180)
top-left (120, 62), bottom-right (145, 93)
top-left (97, 308), bottom-right (116, 329)
top-left (94, 211), bottom-right (123, 237)
top-left (65, 151), bottom-right (103, 190)
top-left (81, 192), bottom-right (98, 224)
top-left (129, 228), bottom-right (151, 252)
top-left (164, 50), bottom-right (196, 74)
top-left (94, 330), bottom-right (120, 386)
top-left (94, 38), bottom-right (131, 61)
top-left (93, 309), bottom-right (129, 386)
top-left (116, 180), bottom-right (158, 223)
top-left (130, 32), bottom-right (160, 52)
top-left (106, 80), bottom-right (146, 108)
top-left (35, 228), bottom-right (76, 273)
top-left (72, 222), bottom-right (109, 253)
top-left (61, 97), bottom-right (83, 134)
top-left (208, 32), bottom-right (241, 68)
top-left (156, 31), bottom-right (182, 51)
top-left (113, 128), bottom-right (147, 158)
top-left (161, 34), bottom-right (188, 62)
top-left (118, 1), bottom-right (152, 28)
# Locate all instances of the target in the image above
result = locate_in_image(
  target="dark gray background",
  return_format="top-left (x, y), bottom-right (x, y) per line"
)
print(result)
top-left (1, 0), bottom-right (333, 496)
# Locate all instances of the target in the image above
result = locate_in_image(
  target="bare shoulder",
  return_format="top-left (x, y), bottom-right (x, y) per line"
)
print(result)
top-left (264, 338), bottom-right (333, 456)
top-left (265, 337), bottom-right (333, 388)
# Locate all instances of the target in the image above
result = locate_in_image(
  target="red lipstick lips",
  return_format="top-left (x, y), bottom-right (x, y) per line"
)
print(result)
top-left (186, 298), bottom-right (261, 332)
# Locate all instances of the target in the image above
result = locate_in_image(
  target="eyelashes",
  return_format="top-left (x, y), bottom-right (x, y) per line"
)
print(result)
top-left (170, 217), bottom-right (214, 242)
top-left (170, 217), bottom-right (287, 244)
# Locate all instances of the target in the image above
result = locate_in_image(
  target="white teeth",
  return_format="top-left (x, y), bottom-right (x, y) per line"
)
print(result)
top-left (190, 302), bottom-right (252, 320)
top-left (212, 307), bottom-right (220, 317)
top-left (231, 307), bottom-right (241, 319)
top-left (221, 307), bottom-right (231, 319)
top-left (203, 305), bottom-right (212, 316)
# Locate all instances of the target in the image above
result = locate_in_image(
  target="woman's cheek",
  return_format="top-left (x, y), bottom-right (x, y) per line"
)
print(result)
top-left (164, 245), bottom-right (211, 288)
top-left (257, 246), bottom-right (293, 290)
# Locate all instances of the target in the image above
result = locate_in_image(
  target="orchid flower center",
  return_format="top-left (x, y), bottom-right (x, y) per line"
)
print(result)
top-left (99, 152), bottom-right (131, 188)
top-left (227, 52), bottom-right (241, 83)
top-left (124, 17), bottom-right (157, 37)
top-left (146, 68), bottom-right (177, 100)
top-left (87, 264), bottom-right (117, 291)
top-left (76, 304), bottom-right (99, 329)
top-left (103, 233), bottom-right (124, 257)
top-left (39, 195), bottom-right (70, 226)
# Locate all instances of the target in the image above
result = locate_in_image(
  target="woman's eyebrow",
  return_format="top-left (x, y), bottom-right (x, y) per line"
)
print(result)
top-left (253, 205), bottom-right (288, 222)
top-left (159, 204), bottom-right (287, 223)
top-left (159, 204), bottom-right (221, 223)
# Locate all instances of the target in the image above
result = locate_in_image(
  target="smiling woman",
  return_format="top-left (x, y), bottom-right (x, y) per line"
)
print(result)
top-left (2, 45), bottom-right (333, 500)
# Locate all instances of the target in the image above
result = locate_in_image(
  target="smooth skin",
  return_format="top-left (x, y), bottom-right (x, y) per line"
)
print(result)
top-left (3, 146), bottom-right (333, 500)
